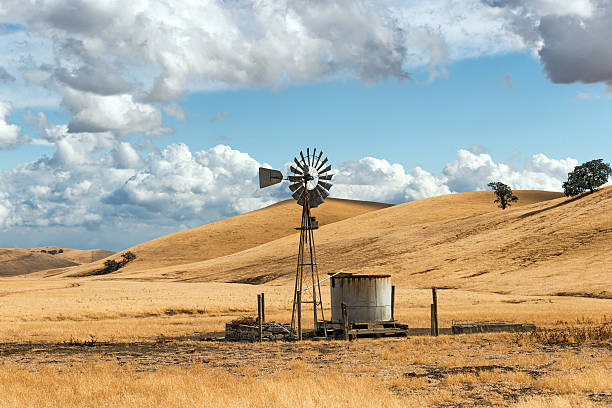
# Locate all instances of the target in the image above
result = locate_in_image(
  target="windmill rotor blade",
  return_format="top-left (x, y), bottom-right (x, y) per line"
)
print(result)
top-left (292, 185), bottom-right (304, 201)
top-left (258, 167), bottom-right (283, 188)
top-left (319, 164), bottom-right (332, 174)
top-left (294, 157), bottom-right (304, 171)
top-left (288, 175), bottom-right (302, 183)
top-left (297, 192), bottom-right (305, 207)
top-left (311, 148), bottom-right (317, 167)
top-left (290, 165), bottom-right (303, 175)
top-left (319, 181), bottom-right (333, 191)
top-left (306, 148), bottom-right (310, 165)
top-left (289, 182), bottom-right (301, 192)
top-left (315, 184), bottom-right (330, 199)
top-left (310, 188), bottom-right (324, 208)
top-left (317, 157), bottom-right (328, 170)
top-left (314, 151), bottom-right (323, 168)
top-left (299, 151), bottom-right (307, 167)
top-left (319, 174), bottom-right (333, 181)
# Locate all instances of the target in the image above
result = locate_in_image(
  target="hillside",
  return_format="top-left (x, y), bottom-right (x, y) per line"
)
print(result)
top-left (0, 247), bottom-right (114, 276)
top-left (151, 187), bottom-right (602, 297)
top-left (45, 190), bottom-right (568, 286)
top-left (61, 187), bottom-right (612, 297)
top-left (47, 198), bottom-right (391, 277)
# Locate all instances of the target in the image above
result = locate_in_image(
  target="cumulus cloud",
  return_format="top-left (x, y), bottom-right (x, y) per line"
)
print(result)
top-left (62, 89), bottom-right (162, 134)
top-left (332, 149), bottom-right (576, 205)
top-left (0, 141), bottom-right (281, 244)
top-left (0, 0), bottom-right (529, 127)
top-left (106, 144), bottom-right (277, 221)
top-left (488, 0), bottom-right (612, 86)
top-left (0, 136), bottom-right (579, 249)
top-left (332, 157), bottom-right (450, 203)
top-left (443, 149), bottom-right (577, 193)
top-left (0, 101), bottom-right (29, 149)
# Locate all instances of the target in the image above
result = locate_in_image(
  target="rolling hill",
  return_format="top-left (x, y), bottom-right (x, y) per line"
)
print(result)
top-left (43, 198), bottom-right (391, 277)
top-left (40, 190), bottom-right (586, 294)
top-left (0, 247), bottom-right (114, 276)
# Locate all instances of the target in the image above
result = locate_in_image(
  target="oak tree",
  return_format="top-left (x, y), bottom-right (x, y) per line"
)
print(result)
top-left (562, 159), bottom-right (611, 196)
top-left (488, 181), bottom-right (518, 210)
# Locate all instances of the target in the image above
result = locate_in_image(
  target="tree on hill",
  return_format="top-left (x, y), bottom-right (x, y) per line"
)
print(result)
top-left (488, 182), bottom-right (518, 210)
top-left (121, 251), bottom-right (136, 263)
top-left (103, 259), bottom-right (119, 273)
top-left (562, 159), bottom-right (611, 196)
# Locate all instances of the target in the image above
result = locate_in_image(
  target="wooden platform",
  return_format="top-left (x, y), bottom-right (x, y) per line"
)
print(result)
top-left (320, 320), bottom-right (410, 339)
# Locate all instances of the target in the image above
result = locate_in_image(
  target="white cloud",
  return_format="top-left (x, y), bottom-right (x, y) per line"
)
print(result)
top-left (111, 142), bottom-right (143, 169)
top-left (62, 89), bottom-right (162, 134)
top-left (0, 139), bottom-right (581, 250)
top-left (0, 101), bottom-right (28, 149)
top-left (0, 0), bottom-right (531, 127)
top-left (332, 156), bottom-right (451, 203)
top-left (443, 149), bottom-right (576, 192)
top-left (107, 144), bottom-right (278, 221)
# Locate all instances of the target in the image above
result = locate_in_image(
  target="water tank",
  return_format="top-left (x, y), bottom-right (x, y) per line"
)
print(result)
top-left (330, 273), bottom-right (392, 323)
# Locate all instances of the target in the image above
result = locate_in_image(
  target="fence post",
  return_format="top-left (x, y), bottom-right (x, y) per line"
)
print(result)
top-left (432, 287), bottom-right (439, 337)
top-left (342, 302), bottom-right (349, 341)
top-left (261, 292), bottom-right (265, 323)
top-left (430, 304), bottom-right (435, 336)
top-left (391, 285), bottom-right (396, 321)
top-left (257, 294), bottom-right (263, 342)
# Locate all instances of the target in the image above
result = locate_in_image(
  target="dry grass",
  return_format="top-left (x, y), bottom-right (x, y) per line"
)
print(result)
top-left (0, 334), bottom-right (609, 407)
top-left (515, 324), bottom-right (612, 345)
top-left (0, 278), bottom-right (610, 342)
top-left (0, 363), bottom-right (410, 408)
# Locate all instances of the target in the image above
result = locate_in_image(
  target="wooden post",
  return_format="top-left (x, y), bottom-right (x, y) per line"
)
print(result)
top-left (391, 285), bottom-right (396, 321)
top-left (257, 294), bottom-right (263, 342)
top-left (261, 292), bottom-right (265, 323)
top-left (341, 302), bottom-right (349, 341)
top-left (430, 304), bottom-right (435, 336)
top-left (297, 290), bottom-right (302, 341)
top-left (432, 287), bottom-right (439, 337)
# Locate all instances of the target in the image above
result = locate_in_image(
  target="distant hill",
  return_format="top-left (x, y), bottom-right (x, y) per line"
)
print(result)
top-left (0, 247), bottom-right (114, 276)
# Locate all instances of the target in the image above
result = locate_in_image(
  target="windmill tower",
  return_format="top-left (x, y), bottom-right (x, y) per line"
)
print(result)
top-left (259, 148), bottom-right (333, 338)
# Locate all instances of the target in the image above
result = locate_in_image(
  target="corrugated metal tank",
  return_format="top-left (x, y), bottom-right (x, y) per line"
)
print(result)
top-left (330, 273), bottom-right (392, 323)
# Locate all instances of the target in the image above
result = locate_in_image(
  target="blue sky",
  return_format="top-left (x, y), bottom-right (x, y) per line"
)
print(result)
top-left (0, 1), bottom-right (611, 251)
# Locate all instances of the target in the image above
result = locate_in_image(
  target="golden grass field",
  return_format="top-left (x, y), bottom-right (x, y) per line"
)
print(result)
top-left (0, 190), bottom-right (610, 406)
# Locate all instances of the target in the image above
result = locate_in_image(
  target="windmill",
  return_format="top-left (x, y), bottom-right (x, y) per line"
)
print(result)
top-left (258, 148), bottom-right (333, 337)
